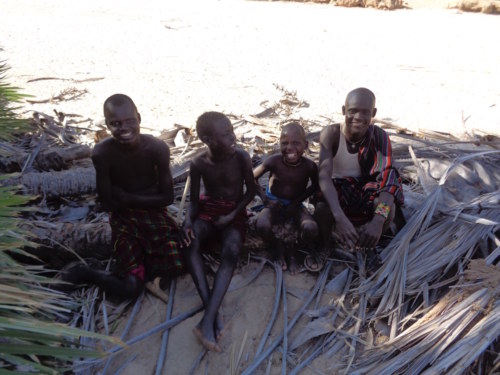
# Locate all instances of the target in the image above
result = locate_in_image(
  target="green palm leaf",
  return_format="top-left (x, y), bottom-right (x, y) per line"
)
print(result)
top-left (0, 52), bottom-right (122, 373)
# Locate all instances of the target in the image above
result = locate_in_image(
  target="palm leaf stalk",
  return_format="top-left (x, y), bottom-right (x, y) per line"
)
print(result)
top-left (154, 279), bottom-right (176, 375)
top-left (358, 150), bottom-right (500, 333)
top-left (100, 292), bottom-right (144, 375)
top-left (241, 261), bottom-right (332, 375)
top-left (253, 257), bottom-right (282, 359)
top-left (352, 259), bottom-right (500, 374)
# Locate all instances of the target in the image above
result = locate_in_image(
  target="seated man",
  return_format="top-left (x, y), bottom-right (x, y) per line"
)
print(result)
top-left (63, 94), bottom-right (184, 300)
top-left (253, 122), bottom-right (319, 275)
top-left (309, 87), bottom-right (404, 270)
top-left (181, 111), bottom-right (256, 352)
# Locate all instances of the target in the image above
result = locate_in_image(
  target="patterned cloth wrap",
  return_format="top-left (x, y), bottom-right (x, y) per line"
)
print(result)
top-left (333, 177), bottom-right (378, 226)
top-left (197, 195), bottom-right (248, 242)
top-left (110, 207), bottom-right (184, 282)
top-left (316, 124), bottom-right (404, 226)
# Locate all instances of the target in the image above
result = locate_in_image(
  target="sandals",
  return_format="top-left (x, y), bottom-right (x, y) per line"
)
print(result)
top-left (304, 248), bottom-right (332, 273)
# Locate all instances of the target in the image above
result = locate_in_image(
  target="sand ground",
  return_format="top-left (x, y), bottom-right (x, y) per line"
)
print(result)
top-left (1, 1), bottom-right (499, 374)
top-left (1, 0), bottom-right (499, 138)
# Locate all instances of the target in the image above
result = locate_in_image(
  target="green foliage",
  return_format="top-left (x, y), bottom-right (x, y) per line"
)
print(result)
top-left (0, 56), bottom-right (31, 141)
top-left (0, 54), bottom-right (120, 373)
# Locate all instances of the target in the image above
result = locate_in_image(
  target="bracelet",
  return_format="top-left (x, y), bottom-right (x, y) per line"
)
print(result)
top-left (374, 202), bottom-right (391, 220)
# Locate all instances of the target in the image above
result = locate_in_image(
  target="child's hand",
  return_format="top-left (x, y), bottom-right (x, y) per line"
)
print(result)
top-left (180, 221), bottom-right (195, 248)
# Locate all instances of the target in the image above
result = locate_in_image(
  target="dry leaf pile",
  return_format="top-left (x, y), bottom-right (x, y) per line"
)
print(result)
top-left (1, 85), bottom-right (499, 374)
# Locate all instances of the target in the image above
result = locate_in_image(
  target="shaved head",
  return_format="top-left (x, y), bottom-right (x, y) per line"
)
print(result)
top-left (103, 94), bottom-right (138, 117)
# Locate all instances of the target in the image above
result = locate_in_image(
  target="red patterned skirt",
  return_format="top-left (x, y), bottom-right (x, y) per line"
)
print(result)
top-left (110, 207), bottom-right (184, 281)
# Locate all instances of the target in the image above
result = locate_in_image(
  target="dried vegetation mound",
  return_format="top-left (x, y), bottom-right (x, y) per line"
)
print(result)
top-left (449, 0), bottom-right (500, 13)
top-left (333, 0), bottom-right (404, 9)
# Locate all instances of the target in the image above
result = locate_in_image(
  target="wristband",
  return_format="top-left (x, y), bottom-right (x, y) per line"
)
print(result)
top-left (374, 202), bottom-right (391, 220)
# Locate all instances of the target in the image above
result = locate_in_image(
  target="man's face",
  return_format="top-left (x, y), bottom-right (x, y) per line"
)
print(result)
top-left (207, 117), bottom-right (236, 156)
top-left (280, 128), bottom-right (306, 165)
top-left (342, 93), bottom-right (376, 142)
top-left (105, 103), bottom-right (141, 146)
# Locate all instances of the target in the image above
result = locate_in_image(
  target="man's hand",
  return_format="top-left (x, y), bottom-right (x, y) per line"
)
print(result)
top-left (333, 216), bottom-right (359, 251)
top-left (181, 221), bottom-right (195, 248)
top-left (356, 215), bottom-right (385, 249)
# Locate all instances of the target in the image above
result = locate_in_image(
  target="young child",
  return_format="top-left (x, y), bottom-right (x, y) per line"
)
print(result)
top-left (253, 122), bottom-right (319, 274)
top-left (63, 94), bottom-right (184, 300)
top-left (181, 111), bottom-right (256, 352)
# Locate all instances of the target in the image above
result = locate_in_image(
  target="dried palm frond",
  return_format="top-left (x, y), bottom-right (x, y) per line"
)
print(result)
top-left (18, 220), bottom-right (111, 253)
top-left (2, 167), bottom-right (96, 197)
top-left (358, 150), bottom-right (500, 325)
top-left (352, 259), bottom-right (500, 374)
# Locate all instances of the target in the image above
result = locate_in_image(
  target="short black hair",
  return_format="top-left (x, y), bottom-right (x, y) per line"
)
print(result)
top-left (196, 111), bottom-right (229, 139)
top-left (281, 122), bottom-right (306, 140)
top-left (345, 87), bottom-right (376, 107)
top-left (103, 94), bottom-right (138, 117)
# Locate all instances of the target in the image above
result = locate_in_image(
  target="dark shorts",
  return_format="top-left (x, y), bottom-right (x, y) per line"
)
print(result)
top-left (110, 207), bottom-right (184, 281)
top-left (197, 196), bottom-right (248, 243)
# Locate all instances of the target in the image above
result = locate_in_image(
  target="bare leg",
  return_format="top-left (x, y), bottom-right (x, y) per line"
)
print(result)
top-left (62, 263), bottom-right (143, 299)
top-left (194, 226), bottom-right (242, 352)
top-left (182, 219), bottom-right (219, 330)
top-left (304, 202), bottom-right (334, 272)
top-left (256, 207), bottom-right (285, 270)
top-left (286, 247), bottom-right (300, 275)
top-left (313, 202), bottom-right (334, 248)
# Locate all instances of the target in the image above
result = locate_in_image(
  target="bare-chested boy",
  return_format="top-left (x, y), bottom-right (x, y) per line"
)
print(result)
top-left (63, 94), bottom-right (184, 299)
top-left (181, 111), bottom-right (256, 352)
top-left (253, 122), bottom-right (319, 274)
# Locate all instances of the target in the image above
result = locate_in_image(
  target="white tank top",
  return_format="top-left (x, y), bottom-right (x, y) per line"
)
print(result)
top-left (331, 129), bottom-right (362, 178)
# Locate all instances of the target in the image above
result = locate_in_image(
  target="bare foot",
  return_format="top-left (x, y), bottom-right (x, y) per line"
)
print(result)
top-left (274, 255), bottom-right (287, 271)
top-left (193, 325), bottom-right (221, 352)
top-left (145, 277), bottom-right (168, 303)
top-left (215, 314), bottom-right (224, 340)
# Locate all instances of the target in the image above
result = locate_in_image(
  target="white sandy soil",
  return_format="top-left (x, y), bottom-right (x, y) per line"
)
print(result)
top-left (1, 1), bottom-right (499, 374)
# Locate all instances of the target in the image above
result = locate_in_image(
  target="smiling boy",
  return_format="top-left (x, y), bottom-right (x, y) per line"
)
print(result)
top-left (181, 111), bottom-right (256, 352)
top-left (253, 122), bottom-right (319, 274)
top-left (64, 94), bottom-right (184, 299)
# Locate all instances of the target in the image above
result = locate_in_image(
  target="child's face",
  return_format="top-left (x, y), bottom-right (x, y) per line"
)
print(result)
top-left (280, 128), bottom-right (306, 165)
top-left (206, 117), bottom-right (236, 156)
top-left (105, 103), bottom-right (141, 146)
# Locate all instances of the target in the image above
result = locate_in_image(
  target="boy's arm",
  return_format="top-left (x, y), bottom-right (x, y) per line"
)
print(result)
top-left (253, 158), bottom-right (270, 202)
top-left (214, 151), bottom-right (256, 228)
top-left (290, 160), bottom-right (319, 205)
top-left (92, 149), bottom-right (117, 211)
top-left (181, 160), bottom-right (201, 246)
top-left (318, 126), bottom-right (358, 249)
top-left (112, 141), bottom-right (174, 208)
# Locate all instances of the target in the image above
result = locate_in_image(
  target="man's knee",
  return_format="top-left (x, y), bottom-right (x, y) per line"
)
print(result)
top-left (314, 202), bottom-right (331, 220)
top-left (301, 219), bottom-right (319, 242)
